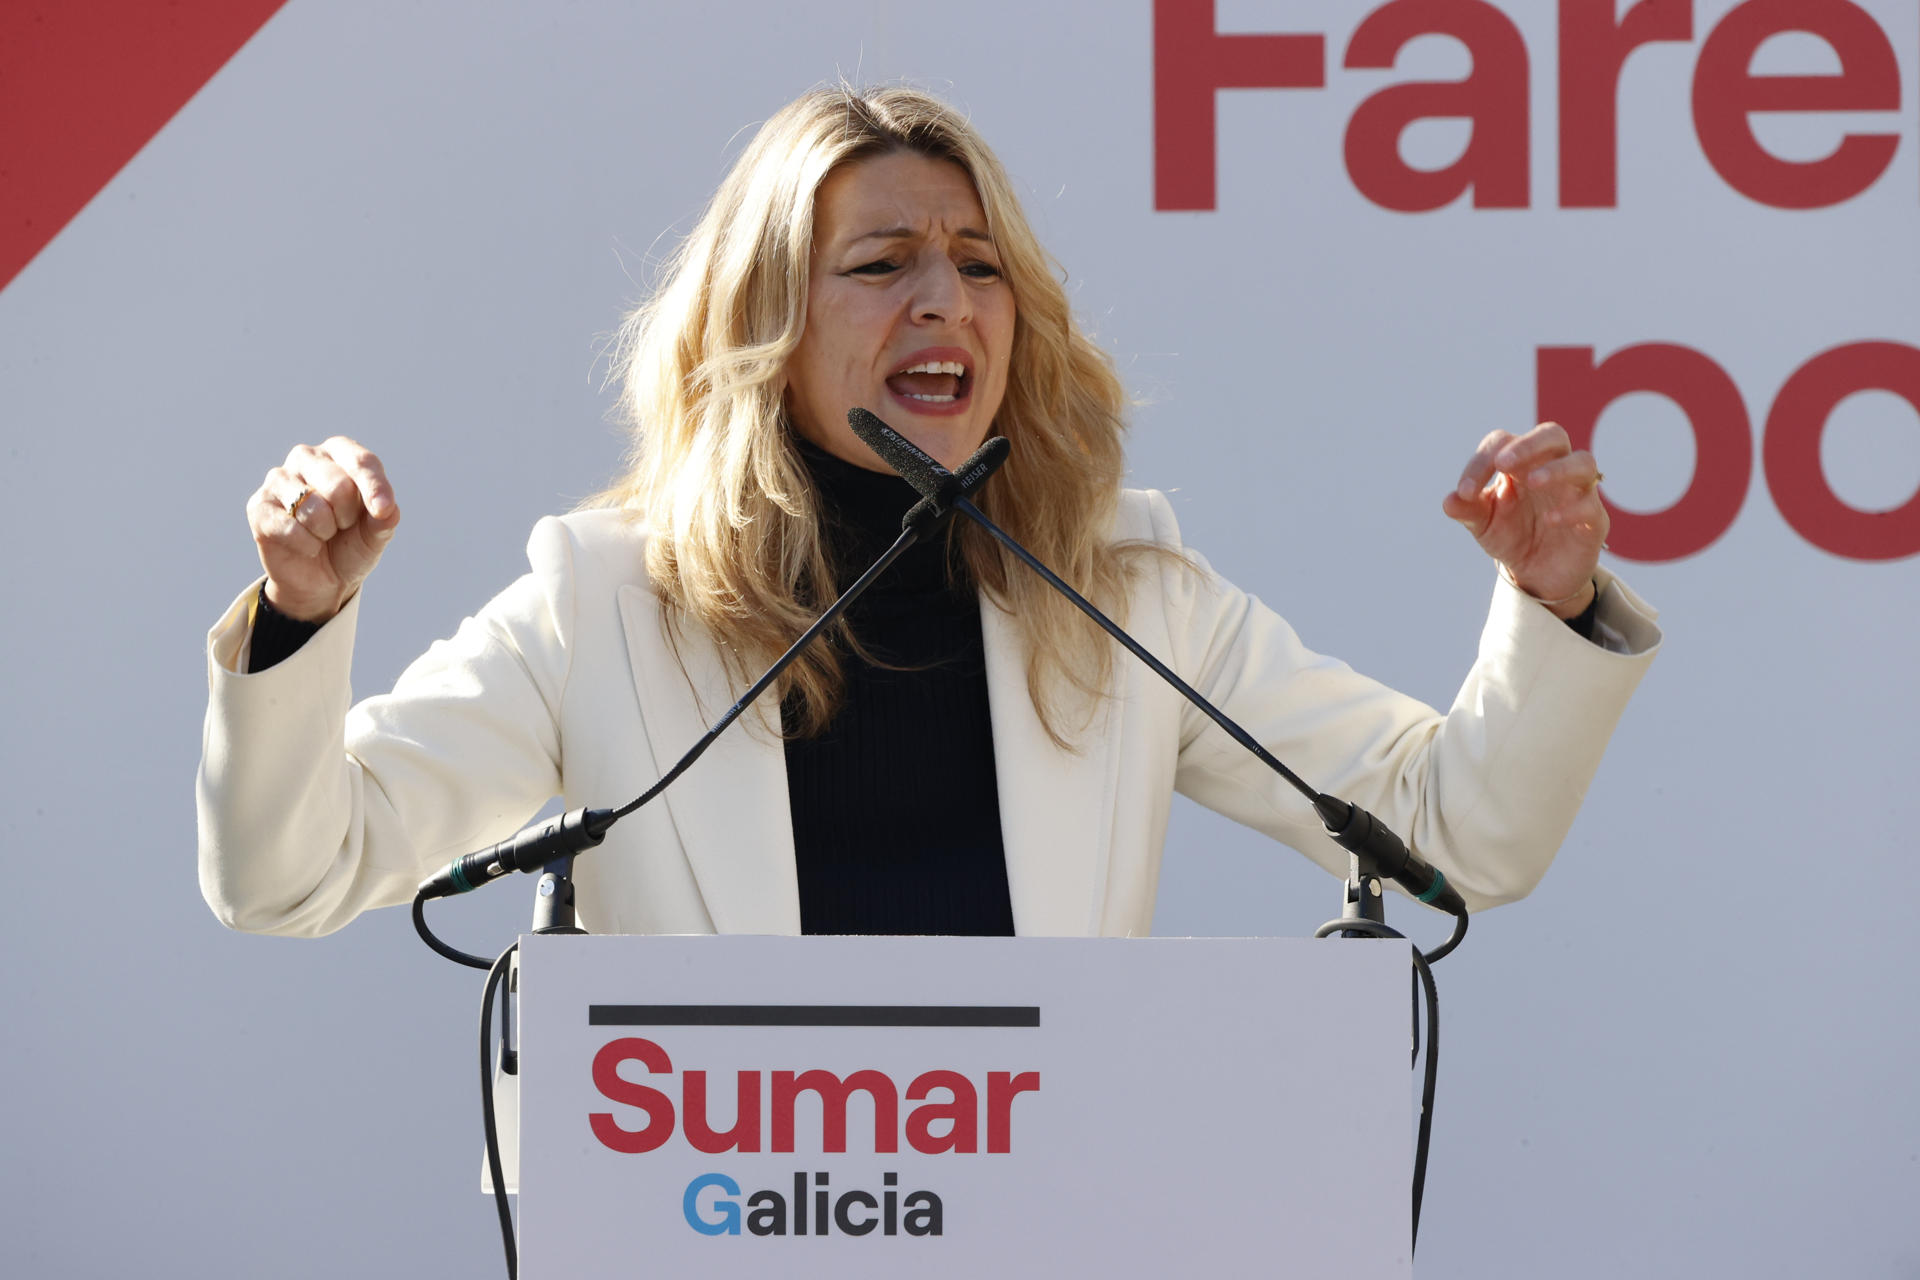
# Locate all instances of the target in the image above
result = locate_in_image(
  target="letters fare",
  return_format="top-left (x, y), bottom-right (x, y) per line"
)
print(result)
top-left (1154, 0), bottom-right (1912, 212)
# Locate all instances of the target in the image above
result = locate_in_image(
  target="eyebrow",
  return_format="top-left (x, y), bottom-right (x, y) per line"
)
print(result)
top-left (847, 225), bottom-right (995, 247)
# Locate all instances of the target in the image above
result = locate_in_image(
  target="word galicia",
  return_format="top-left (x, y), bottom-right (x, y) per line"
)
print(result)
top-left (684, 1171), bottom-right (942, 1237)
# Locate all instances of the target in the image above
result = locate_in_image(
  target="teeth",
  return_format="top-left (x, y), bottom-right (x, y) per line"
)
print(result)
top-left (896, 360), bottom-right (968, 377)
top-left (901, 393), bottom-right (957, 403)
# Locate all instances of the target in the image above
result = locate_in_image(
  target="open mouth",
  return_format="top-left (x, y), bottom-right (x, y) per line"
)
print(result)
top-left (885, 358), bottom-right (972, 408)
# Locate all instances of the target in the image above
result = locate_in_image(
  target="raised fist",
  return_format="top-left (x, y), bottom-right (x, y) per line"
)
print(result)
top-left (246, 437), bottom-right (400, 623)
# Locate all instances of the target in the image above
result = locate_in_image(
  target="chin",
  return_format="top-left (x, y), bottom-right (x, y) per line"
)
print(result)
top-left (926, 427), bottom-right (992, 471)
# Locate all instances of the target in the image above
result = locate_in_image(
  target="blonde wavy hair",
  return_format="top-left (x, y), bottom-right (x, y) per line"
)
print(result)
top-left (597, 85), bottom-right (1139, 746)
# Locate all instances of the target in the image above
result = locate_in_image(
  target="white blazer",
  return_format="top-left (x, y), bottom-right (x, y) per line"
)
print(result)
top-left (197, 491), bottom-right (1660, 938)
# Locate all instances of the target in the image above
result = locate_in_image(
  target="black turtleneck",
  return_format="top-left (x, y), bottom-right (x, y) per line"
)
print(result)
top-left (783, 440), bottom-right (1014, 936)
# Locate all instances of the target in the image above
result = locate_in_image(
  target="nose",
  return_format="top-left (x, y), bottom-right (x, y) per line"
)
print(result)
top-left (911, 258), bottom-right (972, 327)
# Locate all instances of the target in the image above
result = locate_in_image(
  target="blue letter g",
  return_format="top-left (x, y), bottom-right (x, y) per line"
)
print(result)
top-left (683, 1172), bottom-right (742, 1236)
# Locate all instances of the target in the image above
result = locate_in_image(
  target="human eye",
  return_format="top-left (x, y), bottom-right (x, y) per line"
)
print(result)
top-left (845, 258), bottom-right (901, 277)
top-left (959, 258), bottom-right (1003, 281)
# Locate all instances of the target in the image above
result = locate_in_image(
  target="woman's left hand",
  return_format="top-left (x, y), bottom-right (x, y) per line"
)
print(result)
top-left (1442, 422), bottom-right (1608, 619)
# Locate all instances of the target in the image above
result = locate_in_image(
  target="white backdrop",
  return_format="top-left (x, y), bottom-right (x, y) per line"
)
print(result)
top-left (2, 2), bottom-right (1916, 1276)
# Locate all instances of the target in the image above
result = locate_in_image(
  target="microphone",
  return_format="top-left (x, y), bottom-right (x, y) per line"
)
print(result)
top-left (846, 407), bottom-right (1468, 918)
top-left (417, 805), bottom-right (617, 900)
top-left (846, 409), bottom-right (1010, 531)
top-left (1312, 796), bottom-right (1467, 916)
top-left (848, 408), bottom-right (959, 505)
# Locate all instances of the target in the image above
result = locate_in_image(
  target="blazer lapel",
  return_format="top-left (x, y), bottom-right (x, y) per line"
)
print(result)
top-left (618, 586), bottom-right (800, 934)
top-left (981, 598), bottom-right (1116, 936)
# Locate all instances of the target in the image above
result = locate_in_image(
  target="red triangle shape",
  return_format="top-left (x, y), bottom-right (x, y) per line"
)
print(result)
top-left (1, 0), bottom-right (289, 293)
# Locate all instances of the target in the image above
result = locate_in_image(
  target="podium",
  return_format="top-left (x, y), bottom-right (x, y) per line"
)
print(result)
top-left (513, 933), bottom-right (1413, 1277)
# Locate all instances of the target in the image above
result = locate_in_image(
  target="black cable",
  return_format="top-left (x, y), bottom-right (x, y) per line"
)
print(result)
top-left (1411, 964), bottom-right (1420, 1064)
top-left (1327, 907), bottom-right (1468, 968)
top-left (480, 944), bottom-right (518, 1280)
top-left (1315, 917), bottom-right (1403, 941)
top-left (1410, 945), bottom-right (1439, 1252)
top-left (412, 891), bottom-right (494, 971)
top-left (1314, 918), bottom-right (1440, 1255)
top-left (1422, 909), bottom-right (1469, 965)
top-left (499, 956), bottom-right (518, 1076)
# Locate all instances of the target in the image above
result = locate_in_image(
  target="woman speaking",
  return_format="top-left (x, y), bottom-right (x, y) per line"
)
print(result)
top-left (197, 86), bottom-right (1660, 939)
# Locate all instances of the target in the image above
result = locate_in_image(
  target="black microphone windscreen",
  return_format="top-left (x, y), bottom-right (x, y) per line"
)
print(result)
top-left (955, 435), bottom-right (1011, 493)
top-left (847, 408), bottom-right (959, 504)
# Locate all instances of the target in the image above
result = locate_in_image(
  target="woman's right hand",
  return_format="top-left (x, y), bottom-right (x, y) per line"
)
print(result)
top-left (247, 437), bottom-right (401, 623)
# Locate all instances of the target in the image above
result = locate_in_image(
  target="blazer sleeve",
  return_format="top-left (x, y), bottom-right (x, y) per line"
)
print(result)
top-left (196, 518), bottom-right (580, 936)
top-left (1149, 492), bottom-right (1662, 911)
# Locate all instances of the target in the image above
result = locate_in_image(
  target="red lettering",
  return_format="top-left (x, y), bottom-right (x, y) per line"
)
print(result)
top-left (682, 1068), bottom-right (761, 1154)
top-left (1152, 0), bottom-right (1325, 211)
top-left (1558, 0), bottom-right (1694, 207)
top-left (1763, 342), bottom-right (1920, 561)
top-left (1692, 0), bottom-right (1901, 209)
top-left (588, 1037), bottom-right (676, 1155)
top-left (772, 1070), bottom-right (899, 1154)
top-left (904, 1070), bottom-right (979, 1155)
top-left (1343, 0), bottom-right (1530, 211)
top-left (1537, 344), bottom-right (1753, 562)
top-left (986, 1071), bottom-right (1041, 1155)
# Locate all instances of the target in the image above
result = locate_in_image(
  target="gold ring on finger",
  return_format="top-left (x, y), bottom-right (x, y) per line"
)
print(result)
top-left (287, 485), bottom-right (315, 516)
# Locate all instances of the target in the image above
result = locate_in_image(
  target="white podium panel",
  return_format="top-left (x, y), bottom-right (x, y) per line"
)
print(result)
top-left (518, 934), bottom-right (1411, 1277)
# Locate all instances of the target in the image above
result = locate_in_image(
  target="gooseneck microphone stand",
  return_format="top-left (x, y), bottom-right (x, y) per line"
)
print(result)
top-left (410, 439), bottom-right (1013, 969)
top-left (954, 486), bottom-right (1469, 934)
top-left (408, 510), bottom-right (921, 965)
top-left (843, 407), bottom-right (1465, 1254)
